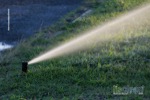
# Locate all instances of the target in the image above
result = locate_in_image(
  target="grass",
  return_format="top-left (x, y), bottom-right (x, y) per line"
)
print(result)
top-left (0, 0), bottom-right (150, 99)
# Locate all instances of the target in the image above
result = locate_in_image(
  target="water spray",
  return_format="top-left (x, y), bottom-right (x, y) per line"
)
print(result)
top-left (28, 4), bottom-right (150, 65)
top-left (22, 61), bottom-right (28, 73)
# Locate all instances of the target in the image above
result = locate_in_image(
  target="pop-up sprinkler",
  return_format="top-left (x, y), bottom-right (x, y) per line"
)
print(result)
top-left (22, 61), bottom-right (28, 73)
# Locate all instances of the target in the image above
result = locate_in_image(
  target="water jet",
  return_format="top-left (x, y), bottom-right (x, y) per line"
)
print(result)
top-left (28, 4), bottom-right (150, 65)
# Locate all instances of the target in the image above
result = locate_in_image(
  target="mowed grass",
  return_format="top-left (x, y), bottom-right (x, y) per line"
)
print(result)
top-left (1, 30), bottom-right (150, 99)
top-left (0, 0), bottom-right (150, 99)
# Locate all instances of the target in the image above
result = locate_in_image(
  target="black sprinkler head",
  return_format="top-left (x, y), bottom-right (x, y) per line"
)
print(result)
top-left (22, 61), bottom-right (28, 73)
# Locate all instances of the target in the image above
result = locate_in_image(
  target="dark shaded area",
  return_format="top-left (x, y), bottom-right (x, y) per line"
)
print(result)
top-left (0, 0), bottom-right (83, 6)
top-left (0, 0), bottom-right (83, 42)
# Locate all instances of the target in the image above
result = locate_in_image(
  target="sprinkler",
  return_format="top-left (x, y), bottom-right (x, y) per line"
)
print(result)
top-left (22, 61), bottom-right (28, 73)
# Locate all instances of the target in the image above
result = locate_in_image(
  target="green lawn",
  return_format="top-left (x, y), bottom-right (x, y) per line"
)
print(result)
top-left (0, 0), bottom-right (150, 99)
